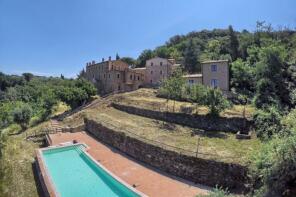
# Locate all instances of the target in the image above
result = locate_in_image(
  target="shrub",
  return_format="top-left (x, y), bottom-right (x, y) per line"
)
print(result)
top-left (250, 134), bottom-right (296, 197)
top-left (290, 89), bottom-right (296, 106)
top-left (230, 58), bottom-right (255, 92)
top-left (41, 91), bottom-right (58, 120)
top-left (12, 103), bottom-right (32, 131)
top-left (202, 88), bottom-right (231, 116)
top-left (254, 78), bottom-right (280, 109)
top-left (281, 108), bottom-right (296, 133)
top-left (190, 84), bottom-right (207, 104)
top-left (253, 106), bottom-right (282, 140)
top-left (55, 82), bottom-right (96, 109)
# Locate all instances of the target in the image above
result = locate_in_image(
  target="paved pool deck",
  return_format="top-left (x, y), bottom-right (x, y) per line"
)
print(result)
top-left (48, 131), bottom-right (210, 197)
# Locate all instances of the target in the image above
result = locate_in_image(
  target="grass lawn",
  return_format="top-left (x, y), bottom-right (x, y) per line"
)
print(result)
top-left (59, 88), bottom-right (261, 165)
top-left (83, 106), bottom-right (261, 165)
top-left (114, 88), bottom-right (255, 119)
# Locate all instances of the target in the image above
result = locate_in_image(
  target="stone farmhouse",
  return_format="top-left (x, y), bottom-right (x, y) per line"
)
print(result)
top-left (84, 56), bottom-right (229, 94)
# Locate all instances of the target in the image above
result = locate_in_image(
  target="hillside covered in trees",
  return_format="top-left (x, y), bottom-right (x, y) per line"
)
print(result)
top-left (1, 22), bottom-right (296, 197)
top-left (120, 22), bottom-right (296, 106)
top-left (0, 73), bottom-right (96, 130)
top-left (120, 22), bottom-right (296, 196)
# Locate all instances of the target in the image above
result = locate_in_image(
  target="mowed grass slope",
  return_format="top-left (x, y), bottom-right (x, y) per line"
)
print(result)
top-left (0, 123), bottom-right (49, 197)
top-left (62, 88), bottom-right (261, 165)
top-left (113, 88), bottom-right (255, 119)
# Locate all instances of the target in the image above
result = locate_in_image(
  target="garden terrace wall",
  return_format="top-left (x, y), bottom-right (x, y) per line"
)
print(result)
top-left (111, 103), bottom-right (251, 133)
top-left (85, 118), bottom-right (248, 192)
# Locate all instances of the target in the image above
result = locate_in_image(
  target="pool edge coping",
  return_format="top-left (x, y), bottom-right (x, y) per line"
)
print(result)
top-left (36, 143), bottom-right (148, 197)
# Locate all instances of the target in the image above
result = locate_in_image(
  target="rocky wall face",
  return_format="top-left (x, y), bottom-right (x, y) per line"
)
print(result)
top-left (85, 118), bottom-right (248, 192)
top-left (111, 103), bottom-right (251, 133)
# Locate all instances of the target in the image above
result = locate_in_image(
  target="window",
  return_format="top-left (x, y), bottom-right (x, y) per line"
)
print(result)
top-left (211, 79), bottom-right (218, 88)
top-left (151, 62), bottom-right (153, 66)
top-left (137, 76), bottom-right (140, 80)
top-left (104, 74), bottom-right (106, 78)
top-left (130, 75), bottom-right (132, 80)
top-left (134, 75), bottom-right (136, 80)
top-left (118, 85), bottom-right (121, 90)
top-left (160, 62), bottom-right (163, 66)
top-left (211, 64), bottom-right (217, 72)
top-left (188, 79), bottom-right (194, 84)
top-left (108, 74), bottom-right (110, 78)
top-left (160, 70), bottom-right (162, 75)
top-left (117, 74), bottom-right (120, 78)
top-left (151, 71), bottom-right (153, 74)
top-left (150, 80), bottom-right (152, 83)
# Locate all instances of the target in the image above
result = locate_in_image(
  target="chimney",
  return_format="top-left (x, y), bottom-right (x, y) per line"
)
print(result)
top-left (109, 56), bottom-right (111, 61)
top-left (102, 58), bottom-right (104, 62)
top-left (86, 62), bottom-right (89, 67)
top-left (92, 60), bottom-right (95, 65)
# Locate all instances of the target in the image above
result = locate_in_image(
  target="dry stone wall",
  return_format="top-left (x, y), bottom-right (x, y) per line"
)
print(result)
top-left (85, 118), bottom-right (248, 192)
top-left (111, 103), bottom-right (251, 133)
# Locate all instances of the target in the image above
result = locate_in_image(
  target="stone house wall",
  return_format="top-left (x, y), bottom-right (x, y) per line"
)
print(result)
top-left (85, 58), bottom-right (230, 94)
top-left (145, 57), bottom-right (173, 85)
top-left (202, 60), bottom-right (229, 91)
top-left (183, 74), bottom-right (203, 86)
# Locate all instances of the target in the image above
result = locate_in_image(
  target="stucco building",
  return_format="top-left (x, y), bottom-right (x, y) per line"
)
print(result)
top-left (85, 57), bottom-right (229, 94)
top-left (183, 60), bottom-right (229, 91)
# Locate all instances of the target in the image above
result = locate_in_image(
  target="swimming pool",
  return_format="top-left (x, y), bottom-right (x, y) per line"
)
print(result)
top-left (38, 144), bottom-right (143, 197)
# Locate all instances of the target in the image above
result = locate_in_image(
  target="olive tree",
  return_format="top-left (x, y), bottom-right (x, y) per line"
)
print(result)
top-left (202, 88), bottom-right (231, 116)
top-left (12, 103), bottom-right (32, 131)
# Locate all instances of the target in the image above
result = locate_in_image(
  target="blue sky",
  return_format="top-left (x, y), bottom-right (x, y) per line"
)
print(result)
top-left (0, 0), bottom-right (295, 78)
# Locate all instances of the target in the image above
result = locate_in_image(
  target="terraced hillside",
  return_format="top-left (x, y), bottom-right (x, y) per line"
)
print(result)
top-left (61, 88), bottom-right (261, 165)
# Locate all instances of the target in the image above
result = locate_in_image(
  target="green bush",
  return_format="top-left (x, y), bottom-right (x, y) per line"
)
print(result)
top-left (254, 78), bottom-right (280, 109)
top-left (251, 109), bottom-right (296, 196)
top-left (290, 89), bottom-right (296, 106)
top-left (202, 88), bottom-right (231, 116)
top-left (40, 90), bottom-right (58, 120)
top-left (253, 106), bottom-right (282, 140)
top-left (190, 84), bottom-right (207, 104)
top-left (12, 103), bottom-right (32, 131)
top-left (55, 79), bottom-right (96, 109)
top-left (251, 135), bottom-right (296, 196)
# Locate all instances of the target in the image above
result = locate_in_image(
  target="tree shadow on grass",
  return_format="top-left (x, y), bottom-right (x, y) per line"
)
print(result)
top-left (152, 120), bottom-right (176, 131)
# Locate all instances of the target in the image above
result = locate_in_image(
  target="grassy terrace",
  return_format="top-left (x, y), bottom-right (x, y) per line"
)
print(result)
top-left (113, 88), bottom-right (255, 119)
top-left (62, 89), bottom-right (261, 165)
top-left (85, 107), bottom-right (261, 165)
top-left (0, 89), bottom-right (260, 196)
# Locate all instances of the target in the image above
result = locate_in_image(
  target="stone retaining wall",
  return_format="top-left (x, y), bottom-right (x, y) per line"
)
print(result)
top-left (112, 103), bottom-right (251, 133)
top-left (85, 118), bottom-right (248, 192)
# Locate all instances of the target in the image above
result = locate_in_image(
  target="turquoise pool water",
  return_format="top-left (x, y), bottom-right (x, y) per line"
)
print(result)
top-left (42, 144), bottom-right (140, 197)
